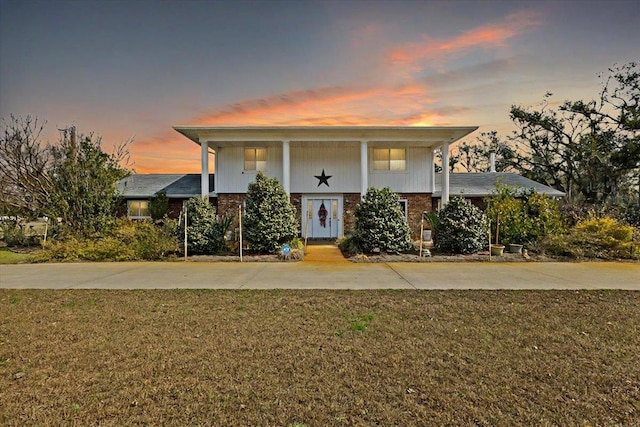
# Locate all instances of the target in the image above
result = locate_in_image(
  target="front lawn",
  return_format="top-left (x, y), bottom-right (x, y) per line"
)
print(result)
top-left (1, 290), bottom-right (638, 425)
top-left (0, 248), bottom-right (34, 264)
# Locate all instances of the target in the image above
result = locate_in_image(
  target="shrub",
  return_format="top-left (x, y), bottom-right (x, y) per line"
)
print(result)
top-left (0, 220), bottom-right (26, 246)
top-left (486, 186), bottom-right (564, 245)
top-left (352, 187), bottom-right (412, 254)
top-left (148, 190), bottom-right (169, 220)
top-left (179, 197), bottom-right (228, 255)
top-left (624, 204), bottom-right (640, 227)
top-left (244, 172), bottom-right (298, 254)
top-left (37, 218), bottom-right (179, 261)
top-left (541, 216), bottom-right (638, 260)
top-left (434, 196), bottom-right (487, 254)
top-left (337, 234), bottom-right (360, 256)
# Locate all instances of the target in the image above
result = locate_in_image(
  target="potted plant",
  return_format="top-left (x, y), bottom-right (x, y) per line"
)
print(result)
top-left (490, 211), bottom-right (505, 256)
top-left (507, 243), bottom-right (523, 254)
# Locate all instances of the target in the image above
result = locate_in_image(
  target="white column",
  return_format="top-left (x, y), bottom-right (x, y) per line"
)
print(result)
top-left (282, 140), bottom-right (290, 195)
top-left (201, 140), bottom-right (209, 200)
top-left (441, 142), bottom-right (450, 205)
top-left (360, 141), bottom-right (368, 198)
top-left (427, 148), bottom-right (435, 193)
top-left (213, 147), bottom-right (219, 195)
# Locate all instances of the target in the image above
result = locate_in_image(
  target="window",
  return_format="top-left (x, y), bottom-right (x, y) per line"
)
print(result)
top-left (128, 200), bottom-right (150, 218)
top-left (244, 148), bottom-right (267, 171)
top-left (398, 199), bottom-right (408, 218)
top-left (373, 148), bottom-right (406, 171)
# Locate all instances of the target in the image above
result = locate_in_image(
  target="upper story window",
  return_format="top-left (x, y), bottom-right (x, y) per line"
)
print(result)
top-left (128, 200), bottom-right (150, 219)
top-left (244, 148), bottom-right (267, 171)
top-left (373, 148), bottom-right (406, 171)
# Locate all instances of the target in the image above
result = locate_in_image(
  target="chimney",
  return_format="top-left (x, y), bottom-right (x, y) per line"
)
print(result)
top-left (489, 152), bottom-right (496, 173)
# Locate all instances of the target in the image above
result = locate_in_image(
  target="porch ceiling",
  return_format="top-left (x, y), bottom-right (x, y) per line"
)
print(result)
top-left (173, 126), bottom-right (478, 147)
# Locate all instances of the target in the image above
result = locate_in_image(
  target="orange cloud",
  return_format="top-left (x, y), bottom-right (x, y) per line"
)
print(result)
top-left (188, 86), bottom-right (388, 125)
top-left (130, 8), bottom-right (542, 173)
top-left (386, 10), bottom-right (542, 66)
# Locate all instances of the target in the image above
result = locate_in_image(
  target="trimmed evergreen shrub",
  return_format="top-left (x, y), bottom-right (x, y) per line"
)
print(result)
top-left (434, 196), bottom-right (487, 254)
top-left (180, 197), bottom-right (227, 255)
top-left (352, 187), bottom-right (412, 254)
top-left (244, 172), bottom-right (298, 254)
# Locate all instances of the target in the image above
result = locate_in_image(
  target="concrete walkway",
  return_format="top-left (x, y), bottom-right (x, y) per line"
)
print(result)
top-left (303, 244), bottom-right (350, 264)
top-left (1, 260), bottom-right (638, 290)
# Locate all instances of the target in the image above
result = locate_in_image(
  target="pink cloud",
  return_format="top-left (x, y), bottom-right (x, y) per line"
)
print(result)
top-left (386, 10), bottom-right (543, 66)
top-left (130, 10), bottom-right (544, 173)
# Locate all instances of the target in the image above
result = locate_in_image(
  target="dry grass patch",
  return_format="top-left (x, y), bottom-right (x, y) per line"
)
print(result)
top-left (1, 290), bottom-right (638, 425)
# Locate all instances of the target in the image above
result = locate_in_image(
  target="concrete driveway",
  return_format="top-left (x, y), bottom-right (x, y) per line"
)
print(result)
top-left (1, 261), bottom-right (638, 289)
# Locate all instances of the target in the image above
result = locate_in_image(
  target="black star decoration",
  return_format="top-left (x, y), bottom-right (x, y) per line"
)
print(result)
top-left (315, 169), bottom-right (332, 187)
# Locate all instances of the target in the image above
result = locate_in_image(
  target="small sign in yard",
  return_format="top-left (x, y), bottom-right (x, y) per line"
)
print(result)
top-left (281, 244), bottom-right (291, 256)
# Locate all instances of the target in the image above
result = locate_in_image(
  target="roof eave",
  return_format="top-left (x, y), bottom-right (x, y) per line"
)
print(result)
top-left (172, 125), bottom-right (479, 145)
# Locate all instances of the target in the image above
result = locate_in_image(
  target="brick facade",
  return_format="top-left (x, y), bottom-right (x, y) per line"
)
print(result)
top-left (167, 199), bottom-right (185, 218)
top-left (214, 191), bottom-right (435, 239)
top-left (398, 193), bottom-right (433, 238)
top-left (340, 192), bottom-right (434, 238)
top-left (342, 193), bottom-right (361, 233)
top-left (216, 193), bottom-right (245, 220)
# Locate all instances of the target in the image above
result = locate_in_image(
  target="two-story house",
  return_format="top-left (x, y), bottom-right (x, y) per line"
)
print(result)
top-left (172, 126), bottom-right (478, 238)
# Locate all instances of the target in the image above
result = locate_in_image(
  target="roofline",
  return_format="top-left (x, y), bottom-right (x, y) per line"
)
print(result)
top-left (172, 125), bottom-right (479, 145)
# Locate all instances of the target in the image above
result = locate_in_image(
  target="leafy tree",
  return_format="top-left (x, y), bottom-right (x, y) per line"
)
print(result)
top-left (434, 196), bottom-right (487, 254)
top-left (148, 190), bottom-right (169, 220)
top-left (179, 197), bottom-right (226, 255)
top-left (352, 187), bottom-right (412, 254)
top-left (452, 131), bottom-right (517, 173)
top-left (0, 116), bottom-right (131, 235)
top-left (448, 62), bottom-right (640, 208)
top-left (244, 172), bottom-right (298, 254)
top-left (376, 65), bottom-right (640, 208)
top-left (49, 127), bottom-right (131, 236)
top-left (485, 185), bottom-right (564, 246)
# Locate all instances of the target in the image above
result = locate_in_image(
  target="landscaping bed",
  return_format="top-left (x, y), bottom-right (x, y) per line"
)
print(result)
top-left (1, 289), bottom-right (638, 425)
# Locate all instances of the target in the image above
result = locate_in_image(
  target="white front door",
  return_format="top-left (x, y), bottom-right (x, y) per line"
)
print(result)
top-left (303, 196), bottom-right (342, 239)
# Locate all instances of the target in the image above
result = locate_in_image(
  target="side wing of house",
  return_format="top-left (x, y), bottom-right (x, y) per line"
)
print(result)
top-left (116, 174), bottom-right (214, 219)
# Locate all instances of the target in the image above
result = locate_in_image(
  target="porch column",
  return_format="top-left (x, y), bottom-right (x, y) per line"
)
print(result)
top-left (200, 140), bottom-right (209, 199)
top-left (213, 147), bottom-right (219, 196)
top-left (282, 140), bottom-right (290, 195)
top-left (441, 142), bottom-right (450, 205)
top-left (360, 140), bottom-right (368, 198)
top-left (428, 148), bottom-right (435, 193)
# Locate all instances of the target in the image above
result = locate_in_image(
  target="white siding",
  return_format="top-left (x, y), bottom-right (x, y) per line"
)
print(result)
top-left (215, 141), bottom-right (434, 194)
top-left (215, 144), bottom-right (282, 193)
top-left (368, 147), bottom-right (432, 193)
top-left (291, 142), bottom-right (360, 193)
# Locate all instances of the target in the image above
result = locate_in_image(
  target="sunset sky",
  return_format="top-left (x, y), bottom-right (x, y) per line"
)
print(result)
top-left (1, 0), bottom-right (638, 173)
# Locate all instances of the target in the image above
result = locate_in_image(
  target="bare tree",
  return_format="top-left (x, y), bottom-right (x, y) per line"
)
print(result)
top-left (0, 115), bottom-right (54, 218)
top-left (1, 115), bottom-right (133, 235)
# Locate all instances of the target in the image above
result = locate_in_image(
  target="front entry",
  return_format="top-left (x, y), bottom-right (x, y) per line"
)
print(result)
top-left (302, 195), bottom-right (342, 239)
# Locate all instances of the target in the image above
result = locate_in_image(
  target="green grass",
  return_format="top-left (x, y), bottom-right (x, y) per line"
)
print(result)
top-left (0, 248), bottom-right (33, 264)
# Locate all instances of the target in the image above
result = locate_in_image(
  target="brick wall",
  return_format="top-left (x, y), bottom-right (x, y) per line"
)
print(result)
top-left (217, 193), bottom-right (245, 220)
top-left (432, 197), bottom-right (487, 211)
top-left (217, 191), bottom-right (434, 238)
top-left (167, 199), bottom-right (185, 218)
top-left (398, 193), bottom-right (433, 238)
top-left (342, 193), bottom-right (361, 233)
